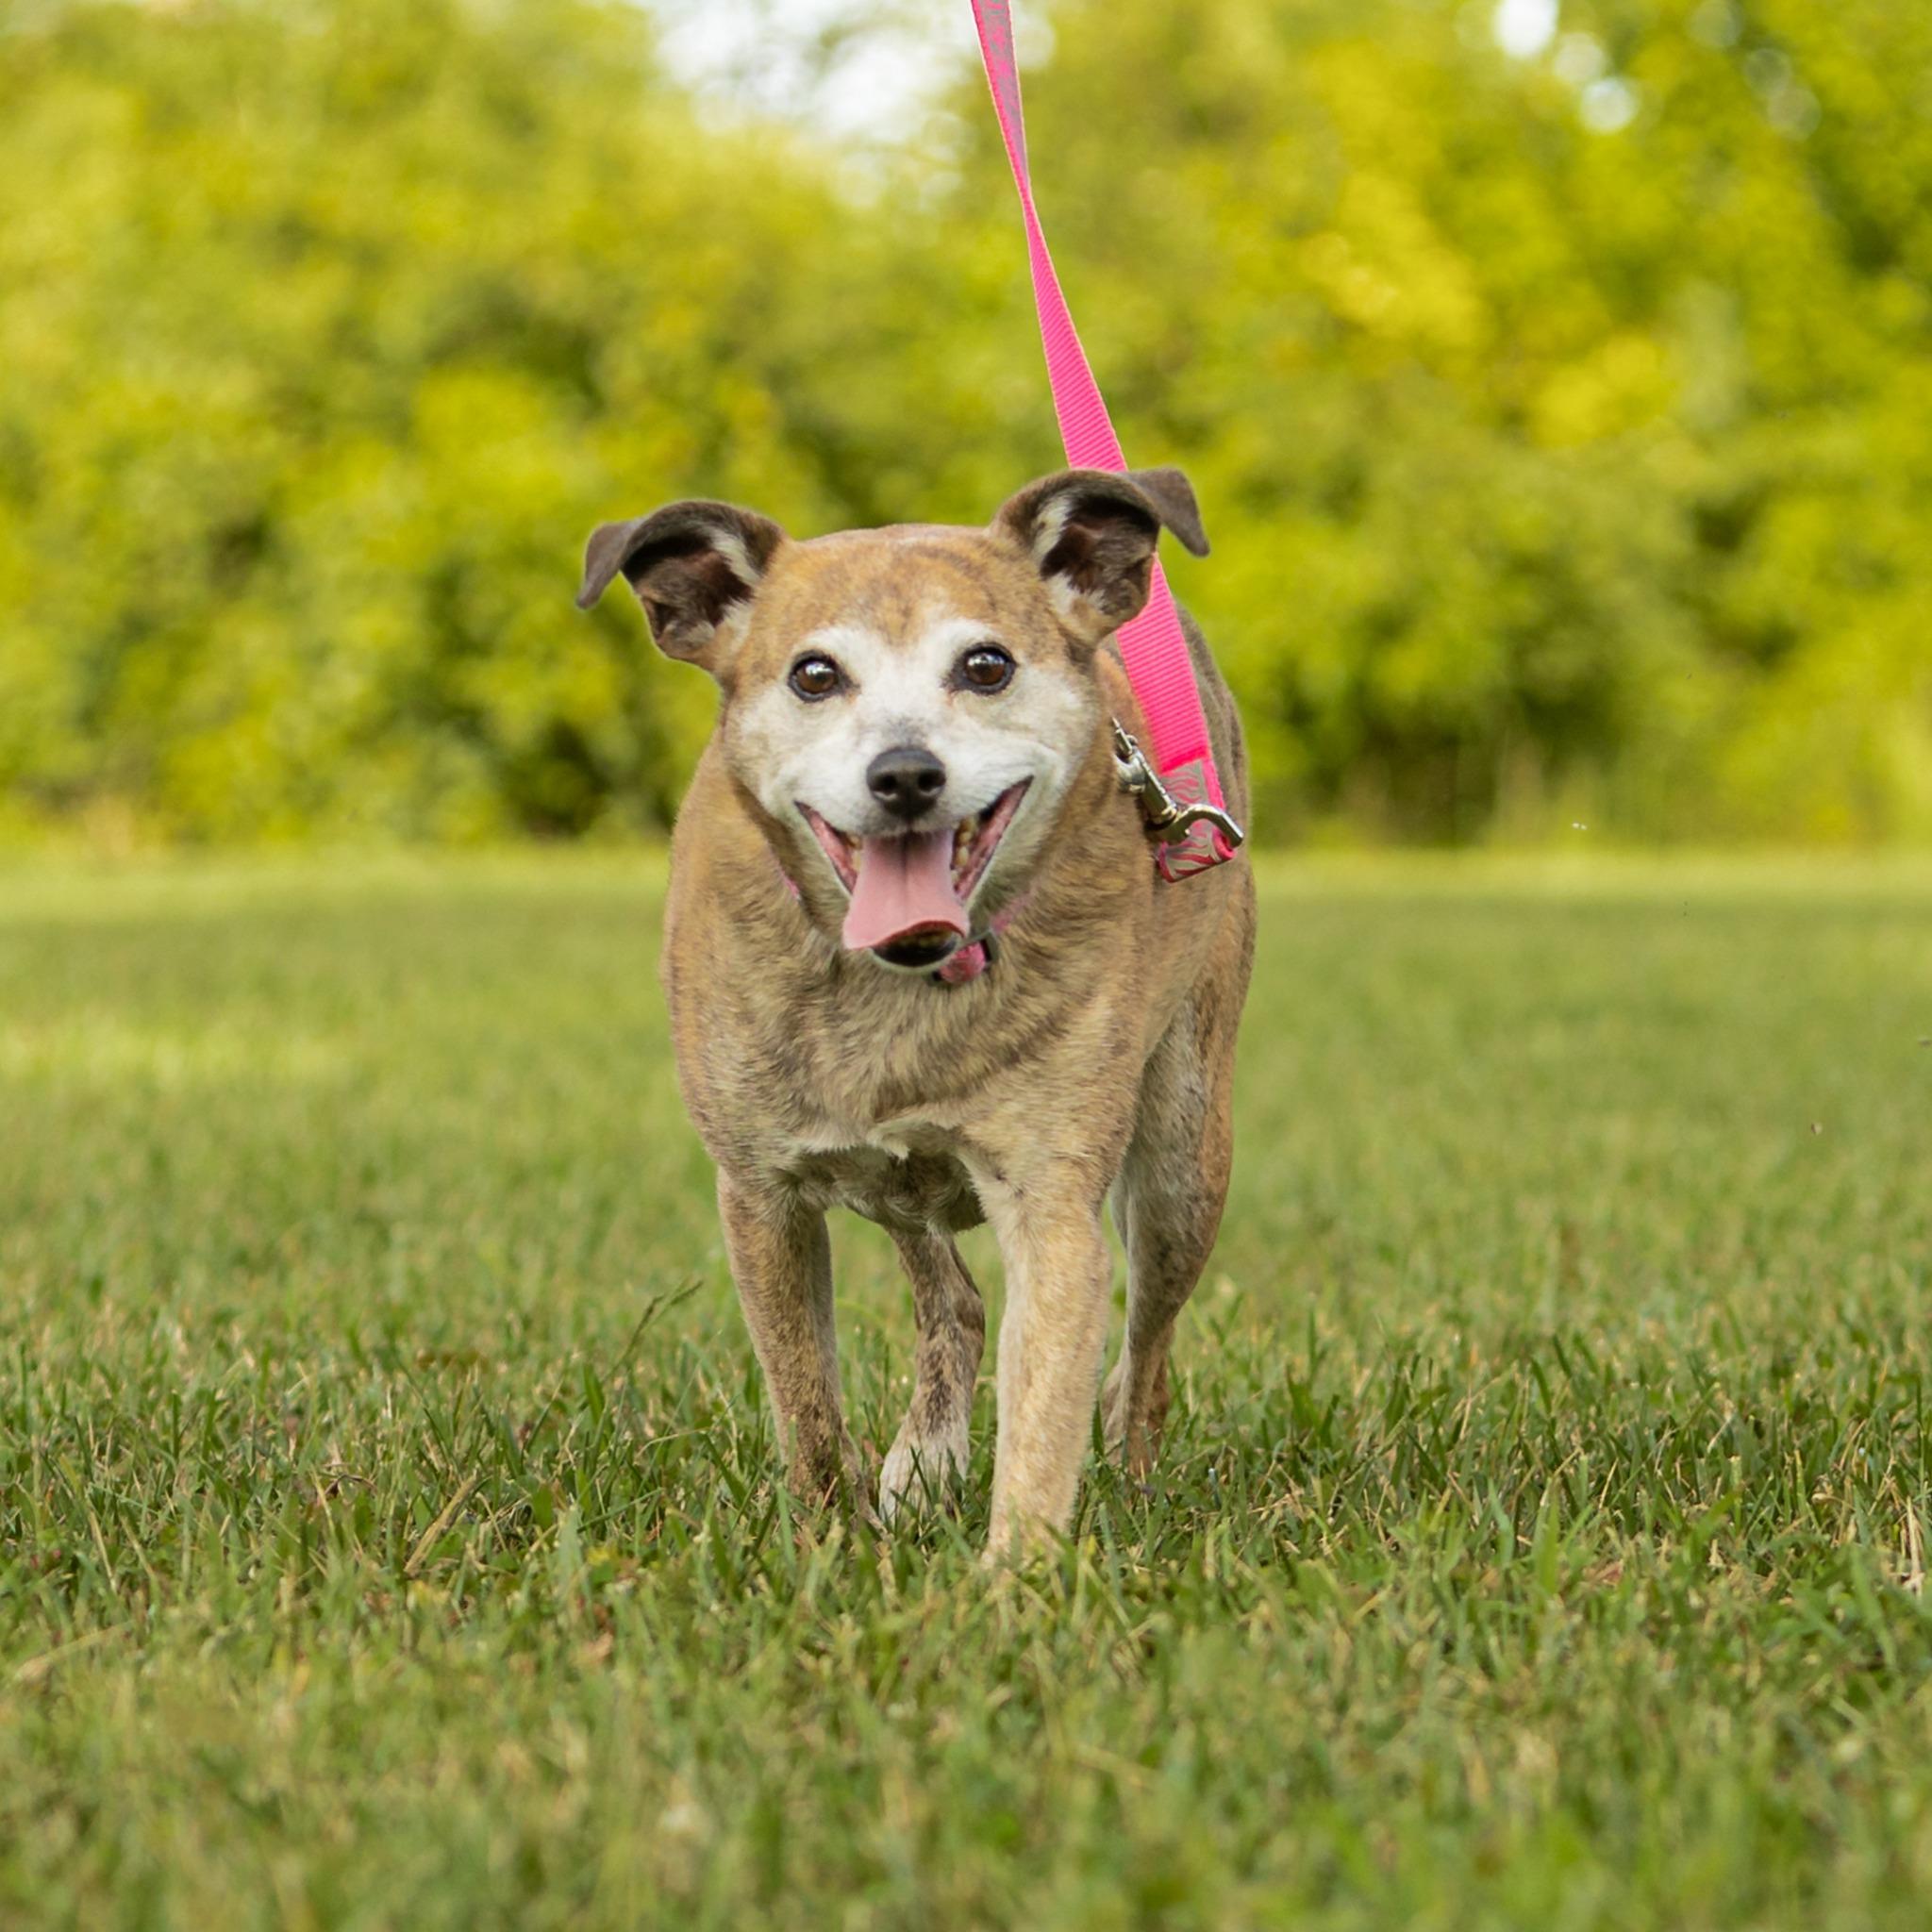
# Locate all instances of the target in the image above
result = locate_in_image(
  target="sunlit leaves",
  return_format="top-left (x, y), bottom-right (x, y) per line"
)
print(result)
top-left (0, 0), bottom-right (1926, 843)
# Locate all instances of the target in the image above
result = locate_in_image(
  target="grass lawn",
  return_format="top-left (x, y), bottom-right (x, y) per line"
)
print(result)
top-left (3, 853), bottom-right (1931, 1929)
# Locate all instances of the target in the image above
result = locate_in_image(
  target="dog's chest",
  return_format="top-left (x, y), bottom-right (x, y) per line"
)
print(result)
top-left (779, 1117), bottom-right (985, 1233)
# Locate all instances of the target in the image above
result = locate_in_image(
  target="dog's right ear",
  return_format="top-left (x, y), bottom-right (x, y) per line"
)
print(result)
top-left (575, 500), bottom-right (786, 667)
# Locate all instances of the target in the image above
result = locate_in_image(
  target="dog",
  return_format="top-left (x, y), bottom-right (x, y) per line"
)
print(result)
top-left (576, 466), bottom-right (1255, 1553)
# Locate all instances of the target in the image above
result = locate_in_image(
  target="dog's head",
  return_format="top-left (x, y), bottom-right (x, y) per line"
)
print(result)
top-left (577, 467), bottom-right (1208, 971)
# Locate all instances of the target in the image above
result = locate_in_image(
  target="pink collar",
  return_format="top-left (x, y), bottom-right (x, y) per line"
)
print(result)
top-left (934, 893), bottom-right (1027, 984)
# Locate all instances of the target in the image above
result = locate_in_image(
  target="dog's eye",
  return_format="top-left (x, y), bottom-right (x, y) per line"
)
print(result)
top-left (956, 645), bottom-right (1015, 693)
top-left (788, 655), bottom-right (844, 701)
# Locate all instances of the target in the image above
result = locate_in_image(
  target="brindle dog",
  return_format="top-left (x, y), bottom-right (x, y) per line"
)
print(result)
top-left (577, 468), bottom-right (1254, 1553)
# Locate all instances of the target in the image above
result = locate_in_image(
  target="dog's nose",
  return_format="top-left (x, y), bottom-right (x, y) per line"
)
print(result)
top-left (866, 745), bottom-right (947, 822)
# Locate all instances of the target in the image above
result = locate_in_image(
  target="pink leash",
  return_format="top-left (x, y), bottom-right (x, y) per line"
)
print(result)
top-left (968, 0), bottom-right (1240, 879)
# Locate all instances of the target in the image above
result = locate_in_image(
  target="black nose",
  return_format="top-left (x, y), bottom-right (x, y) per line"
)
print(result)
top-left (866, 745), bottom-right (947, 822)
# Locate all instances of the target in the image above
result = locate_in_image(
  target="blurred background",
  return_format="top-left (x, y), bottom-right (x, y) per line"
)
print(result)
top-left (1, 0), bottom-right (1926, 850)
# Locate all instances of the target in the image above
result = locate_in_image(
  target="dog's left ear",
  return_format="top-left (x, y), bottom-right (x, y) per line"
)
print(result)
top-left (575, 499), bottom-right (786, 669)
top-left (992, 466), bottom-right (1209, 646)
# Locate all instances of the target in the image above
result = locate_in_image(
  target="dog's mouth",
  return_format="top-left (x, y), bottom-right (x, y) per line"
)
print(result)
top-left (800, 780), bottom-right (1031, 966)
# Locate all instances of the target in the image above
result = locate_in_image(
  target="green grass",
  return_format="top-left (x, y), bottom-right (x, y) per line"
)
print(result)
top-left (3, 854), bottom-right (1931, 1930)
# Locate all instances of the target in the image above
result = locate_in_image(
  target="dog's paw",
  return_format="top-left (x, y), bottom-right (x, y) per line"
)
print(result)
top-left (877, 1428), bottom-right (969, 1526)
top-left (1099, 1365), bottom-right (1165, 1481)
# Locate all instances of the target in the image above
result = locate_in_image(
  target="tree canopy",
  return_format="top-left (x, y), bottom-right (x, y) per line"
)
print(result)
top-left (1, 0), bottom-right (1926, 842)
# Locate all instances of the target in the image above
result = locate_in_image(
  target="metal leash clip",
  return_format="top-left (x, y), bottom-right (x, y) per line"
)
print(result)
top-left (1111, 719), bottom-right (1246, 851)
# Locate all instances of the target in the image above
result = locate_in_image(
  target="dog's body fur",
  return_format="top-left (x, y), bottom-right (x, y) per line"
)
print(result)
top-left (578, 471), bottom-right (1253, 1551)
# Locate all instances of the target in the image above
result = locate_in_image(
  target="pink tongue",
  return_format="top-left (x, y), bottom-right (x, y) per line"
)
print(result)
top-left (841, 831), bottom-right (969, 951)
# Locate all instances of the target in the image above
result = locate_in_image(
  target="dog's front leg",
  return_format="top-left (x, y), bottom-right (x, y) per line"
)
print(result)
top-left (977, 1170), bottom-right (1114, 1556)
top-left (878, 1228), bottom-right (985, 1522)
top-left (716, 1172), bottom-right (862, 1509)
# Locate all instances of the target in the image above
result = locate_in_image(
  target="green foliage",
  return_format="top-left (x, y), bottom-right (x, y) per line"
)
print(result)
top-left (0, 0), bottom-right (1927, 841)
top-left (4, 855), bottom-right (1932, 1924)
top-left (977, 0), bottom-right (1932, 841)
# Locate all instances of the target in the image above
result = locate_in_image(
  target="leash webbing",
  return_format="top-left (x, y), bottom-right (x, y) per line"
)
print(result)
top-left (968, 0), bottom-right (1239, 877)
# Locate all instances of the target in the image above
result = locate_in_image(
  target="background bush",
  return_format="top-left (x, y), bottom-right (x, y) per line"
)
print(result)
top-left (1, 0), bottom-right (1927, 844)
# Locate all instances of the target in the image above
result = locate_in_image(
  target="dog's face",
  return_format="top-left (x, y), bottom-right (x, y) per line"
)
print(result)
top-left (577, 468), bottom-right (1208, 971)
top-left (722, 532), bottom-right (1091, 968)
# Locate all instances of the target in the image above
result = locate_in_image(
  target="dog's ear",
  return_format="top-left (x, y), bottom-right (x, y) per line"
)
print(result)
top-left (576, 500), bottom-right (786, 667)
top-left (992, 466), bottom-right (1209, 646)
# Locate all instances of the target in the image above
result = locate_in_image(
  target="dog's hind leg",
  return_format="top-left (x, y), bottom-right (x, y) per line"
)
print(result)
top-left (1103, 989), bottom-right (1240, 1478)
top-left (879, 1229), bottom-right (986, 1522)
top-left (717, 1173), bottom-right (864, 1510)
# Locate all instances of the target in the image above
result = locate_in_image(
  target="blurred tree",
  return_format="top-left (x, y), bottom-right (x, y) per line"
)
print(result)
top-left (0, 0), bottom-right (1926, 843)
top-left (930, 0), bottom-right (1932, 841)
top-left (0, 0), bottom-right (1006, 839)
